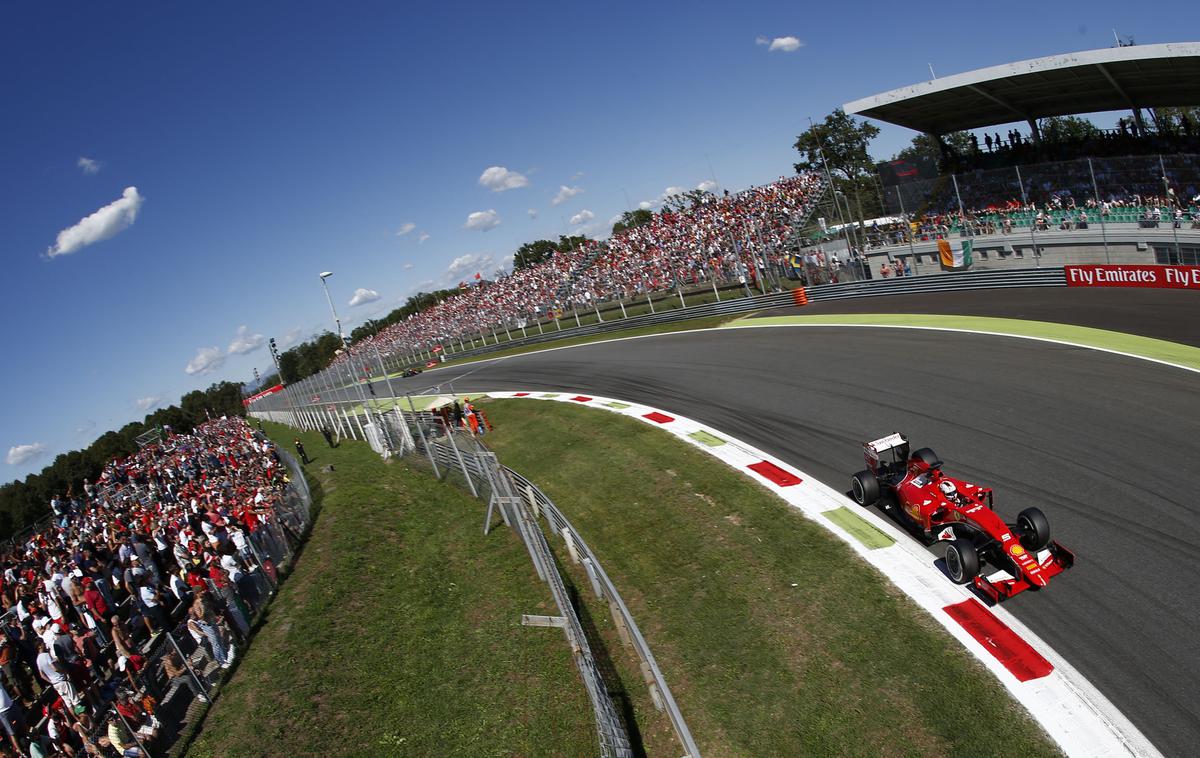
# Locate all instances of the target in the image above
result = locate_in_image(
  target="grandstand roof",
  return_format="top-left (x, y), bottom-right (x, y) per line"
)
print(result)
top-left (844, 43), bottom-right (1200, 134)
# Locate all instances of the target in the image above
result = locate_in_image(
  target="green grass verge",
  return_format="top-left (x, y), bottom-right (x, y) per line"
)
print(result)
top-left (477, 399), bottom-right (1061, 757)
top-left (187, 421), bottom-right (594, 758)
top-left (727, 314), bottom-right (1200, 372)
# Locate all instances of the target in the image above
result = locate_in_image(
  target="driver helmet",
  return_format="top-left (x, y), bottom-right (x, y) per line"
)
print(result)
top-left (938, 480), bottom-right (958, 500)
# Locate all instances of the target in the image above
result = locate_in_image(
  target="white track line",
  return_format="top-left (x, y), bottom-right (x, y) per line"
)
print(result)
top-left (723, 320), bottom-right (1200, 376)
top-left (419, 317), bottom-right (1200, 380)
top-left (486, 390), bottom-right (1160, 758)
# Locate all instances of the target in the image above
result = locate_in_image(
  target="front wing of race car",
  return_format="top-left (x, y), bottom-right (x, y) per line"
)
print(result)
top-left (974, 540), bottom-right (1076, 602)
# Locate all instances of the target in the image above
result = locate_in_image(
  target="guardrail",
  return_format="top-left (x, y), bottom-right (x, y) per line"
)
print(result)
top-left (507, 468), bottom-right (702, 758)
top-left (246, 267), bottom-right (1071, 423)
top-left (254, 403), bottom-right (701, 757)
top-left (401, 267), bottom-right (1068, 366)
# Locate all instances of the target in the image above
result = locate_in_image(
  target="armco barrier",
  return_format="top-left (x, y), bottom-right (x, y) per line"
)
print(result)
top-left (393, 267), bottom-right (1068, 368)
top-left (506, 469), bottom-right (702, 758)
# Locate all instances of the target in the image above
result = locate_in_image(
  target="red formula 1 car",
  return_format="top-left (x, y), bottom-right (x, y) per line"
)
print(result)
top-left (850, 433), bottom-right (1074, 601)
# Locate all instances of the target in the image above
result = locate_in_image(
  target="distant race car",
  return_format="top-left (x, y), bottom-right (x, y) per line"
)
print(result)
top-left (851, 433), bottom-right (1074, 601)
top-left (401, 367), bottom-right (423, 378)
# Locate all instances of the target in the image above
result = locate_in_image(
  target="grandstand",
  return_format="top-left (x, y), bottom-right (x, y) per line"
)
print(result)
top-left (838, 43), bottom-right (1200, 269)
top-left (324, 43), bottom-right (1200, 367)
top-left (340, 172), bottom-right (828, 364)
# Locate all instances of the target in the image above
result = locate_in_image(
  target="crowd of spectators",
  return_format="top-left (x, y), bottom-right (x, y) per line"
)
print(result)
top-left (862, 151), bottom-right (1200, 250)
top-left (0, 417), bottom-right (296, 756)
top-left (339, 172), bottom-right (825, 363)
top-left (945, 119), bottom-right (1200, 173)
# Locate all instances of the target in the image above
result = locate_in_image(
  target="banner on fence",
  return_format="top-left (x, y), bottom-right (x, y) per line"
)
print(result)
top-left (938, 238), bottom-right (974, 271)
top-left (1065, 265), bottom-right (1200, 288)
top-left (243, 384), bottom-right (283, 406)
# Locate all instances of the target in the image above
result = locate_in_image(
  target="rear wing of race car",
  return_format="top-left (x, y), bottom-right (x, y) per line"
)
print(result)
top-left (865, 432), bottom-right (909, 462)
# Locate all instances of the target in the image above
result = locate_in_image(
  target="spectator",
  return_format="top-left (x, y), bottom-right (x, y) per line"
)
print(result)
top-left (294, 438), bottom-right (310, 464)
top-left (161, 650), bottom-right (209, 703)
top-left (0, 679), bottom-right (24, 754)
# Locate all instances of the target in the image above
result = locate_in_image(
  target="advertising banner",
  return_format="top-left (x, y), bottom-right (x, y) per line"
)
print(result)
top-left (1064, 265), bottom-right (1200, 289)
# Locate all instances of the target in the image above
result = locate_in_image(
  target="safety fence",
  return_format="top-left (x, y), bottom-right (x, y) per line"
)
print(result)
top-left (252, 267), bottom-right (1071, 410)
top-left (251, 403), bottom-right (701, 757)
top-left (0, 446), bottom-right (312, 758)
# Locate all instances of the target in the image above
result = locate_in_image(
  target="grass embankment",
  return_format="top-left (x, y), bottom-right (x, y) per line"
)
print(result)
top-left (478, 399), bottom-right (1061, 757)
top-left (188, 421), bottom-right (594, 758)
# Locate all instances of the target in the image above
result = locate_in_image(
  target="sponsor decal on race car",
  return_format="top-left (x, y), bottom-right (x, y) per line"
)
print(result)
top-left (937, 527), bottom-right (956, 542)
top-left (1009, 545), bottom-right (1026, 556)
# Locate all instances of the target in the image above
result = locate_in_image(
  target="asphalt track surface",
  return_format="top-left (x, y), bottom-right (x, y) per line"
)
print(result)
top-left (381, 324), bottom-right (1200, 757)
top-left (755, 286), bottom-right (1200, 347)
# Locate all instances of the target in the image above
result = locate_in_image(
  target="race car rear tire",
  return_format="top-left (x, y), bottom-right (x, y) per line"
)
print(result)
top-left (851, 470), bottom-right (879, 506)
top-left (1017, 507), bottom-right (1051, 552)
top-left (912, 447), bottom-right (939, 467)
top-left (945, 540), bottom-right (980, 584)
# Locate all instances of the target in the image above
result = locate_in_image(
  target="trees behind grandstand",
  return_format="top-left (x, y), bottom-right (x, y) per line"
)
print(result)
top-left (611, 209), bottom-right (654, 235)
top-left (895, 131), bottom-right (974, 163)
top-left (794, 108), bottom-right (885, 221)
top-left (1038, 115), bottom-right (1102, 142)
top-left (513, 235), bottom-right (588, 271)
top-left (0, 380), bottom-right (246, 539)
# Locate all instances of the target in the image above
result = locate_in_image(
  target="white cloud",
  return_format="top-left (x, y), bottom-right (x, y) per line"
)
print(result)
top-left (402, 262), bottom-right (414, 270)
top-left (46, 186), bottom-right (144, 258)
top-left (551, 185), bottom-right (584, 206)
top-left (663, 186), bottom-right (686, 198)
top-left (277, 326), bottom-right (305, 349)
top-left (527, 208), bottom-right (538, 219)
top-left (464, 209), bottom-right (501, 231)
top-left (348, 288), bottom-right (381, 307)
top-left (6, 443), bottom-right (46, 466)
top-left (478, 166), bottom-right (529, 192)
top-left (185, 346), bottom-right (225, 376)
top-left (569, 171), bottom-right (584, 182)
top-left (418, 232), bottom-right (430, 244)
top-left (758, 35), bottom-right (803, 52)
top-left (445, 253), bottom-right (497, 283)
top-left (638, 200), bottom-right (655, 210)
top-left (569, 209), bottom-right (595, 225)
top-left (396, 222), bottom-right (416, 236)
top-left (136, 395), bottom-right (163, 411)
top-left (228, 325), bottom-right (266, 355)
top-left (697, 180), bottom-right (718, 192)
top-left (77, 157), bottom-right (100, 175)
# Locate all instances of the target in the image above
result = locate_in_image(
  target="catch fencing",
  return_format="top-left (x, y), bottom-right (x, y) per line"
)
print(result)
top-left (256, 403), bottom-right (701, 757)
top-left (246, 266), bottom-right (1077, 431)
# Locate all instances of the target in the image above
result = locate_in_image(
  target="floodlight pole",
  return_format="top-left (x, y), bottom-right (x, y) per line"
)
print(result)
top-left (320, 272), bottom-right (380, 445)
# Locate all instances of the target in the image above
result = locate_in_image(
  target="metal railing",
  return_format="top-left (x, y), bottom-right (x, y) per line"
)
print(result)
top-left (246, 266), bottom-right (1078, 429)
top-left (258, 404), bottom-right (701, 757)
top-left (507, 469), bottom-right (702, 758)
top-left (368, 268), bottom-right (1070, 367)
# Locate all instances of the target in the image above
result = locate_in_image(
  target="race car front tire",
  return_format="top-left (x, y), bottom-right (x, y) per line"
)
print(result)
top-left (1017, 507), bottom-right (1051, 552)
top-left (851, 470), bottom-right (879, 506)
top-left (945, 540), bottom-right (981, 584)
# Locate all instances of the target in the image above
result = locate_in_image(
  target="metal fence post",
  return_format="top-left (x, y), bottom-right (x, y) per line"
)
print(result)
top-left (167, 630), bottom-right (211, 699)
top-left (405, 394), bottom-right (440, 478)
top-left (443, 427), bottom-right (479, 498)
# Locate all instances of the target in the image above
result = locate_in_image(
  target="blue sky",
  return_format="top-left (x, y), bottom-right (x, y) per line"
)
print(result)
top-left (2, 1), bottom-right (1195, 479)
